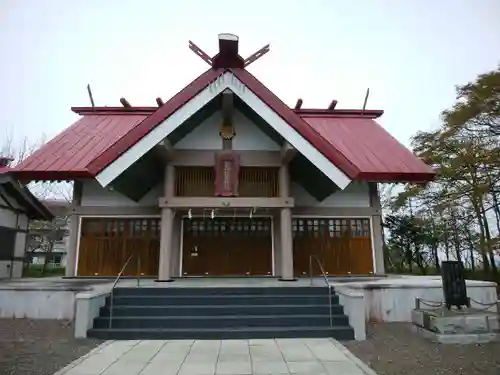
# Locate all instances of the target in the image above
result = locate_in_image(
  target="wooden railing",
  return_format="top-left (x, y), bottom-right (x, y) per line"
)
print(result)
top-left (175, 167), bottom-right (215, 196)
top-left (175, 166), bottom-right (279, 197)
top-left (238, 167), bottom-right (279, 197)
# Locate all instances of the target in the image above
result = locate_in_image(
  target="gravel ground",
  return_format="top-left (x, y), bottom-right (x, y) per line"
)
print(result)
top-left (0, 319), bottom-right (102, 375)
top-left (2, 319), bottom-right (499, 375)
top-left (344, 322), bottom-right (500, 375)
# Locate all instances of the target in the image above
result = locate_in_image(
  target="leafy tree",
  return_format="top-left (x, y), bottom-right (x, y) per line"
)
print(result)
top-left (384, 66), bottom-right (500, 283)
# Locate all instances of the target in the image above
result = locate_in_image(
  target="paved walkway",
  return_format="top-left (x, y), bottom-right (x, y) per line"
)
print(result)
top-left (55, 338), bottom-right (376, 375)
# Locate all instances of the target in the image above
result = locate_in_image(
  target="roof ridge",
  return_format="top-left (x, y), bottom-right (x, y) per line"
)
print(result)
top-left (70, 106), bottom-right (384, 119)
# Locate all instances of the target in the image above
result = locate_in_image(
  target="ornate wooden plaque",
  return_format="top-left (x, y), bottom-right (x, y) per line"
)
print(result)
top-left (441, 261), bottom-right (470, 310)
top-left (214, 151), bottom-right (240, 196)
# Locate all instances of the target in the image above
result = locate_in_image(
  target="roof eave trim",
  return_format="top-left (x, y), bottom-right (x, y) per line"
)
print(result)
top-left (95, 71), bottom-right (352, 189)
top-left (1, 174), bottom-right (54, 220)
top-left (71, 107), bottom-right (158, 115)
top-left (356, 171), bottom-right (436, 183)
top-left (296, 109), bottom-right (384, 119)
top-left (9, 170), bottom-right (94, 182)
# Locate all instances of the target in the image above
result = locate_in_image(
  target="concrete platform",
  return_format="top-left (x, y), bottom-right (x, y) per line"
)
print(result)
top-left (330, 275), bottom-right (498, 322)
top-left (1, 275), bottom-right (497, 332)
top-left (0, 277), bottom-right (112, 291)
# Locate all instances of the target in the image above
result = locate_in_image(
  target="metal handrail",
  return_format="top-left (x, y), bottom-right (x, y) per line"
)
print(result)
top-left (109, 253), bottom-right (134, 329)
top-left (136, 255), bottom-right (141, 288)
top-left (309, 254), bottom-right (333, 327)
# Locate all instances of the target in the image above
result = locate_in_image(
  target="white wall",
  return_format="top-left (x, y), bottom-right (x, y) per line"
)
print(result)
top-left (0, 206), bottom-right (18, 227)
top-left (0, 289), bottom-right (77, 319)
top-left (231, 111), bottom-right (280, 151)
top-left (173, 110), bottom-right (280, 151)
top-left (0, 201), bottom-right (29, 278)
top-left (82, 177), bottom-right (371, 208)
top-left (0, 185), bottom-right (30, 278)
top-left (0, 186), bottom-right (27, 228)
top-left (291, 181), bottom-right (371, 207)
top-left (81, 180), bottom-right (162, 207)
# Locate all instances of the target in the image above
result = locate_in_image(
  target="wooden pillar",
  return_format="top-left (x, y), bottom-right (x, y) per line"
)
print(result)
top-left (369, 183), bottom-right (385, 274)
top-left (279, 164), bottom-right (295, 281)
top-left (65, 181), bottom-right (82, 277)
top-left (157, 164), bottom-right (175, 281)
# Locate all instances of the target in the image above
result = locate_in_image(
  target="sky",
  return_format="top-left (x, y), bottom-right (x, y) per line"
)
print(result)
top-left (1, 0), bottom-right (499, 153)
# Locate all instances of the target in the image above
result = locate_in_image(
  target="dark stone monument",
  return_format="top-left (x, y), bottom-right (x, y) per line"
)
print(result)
top-left (441, 261), bottom-right (470, 310)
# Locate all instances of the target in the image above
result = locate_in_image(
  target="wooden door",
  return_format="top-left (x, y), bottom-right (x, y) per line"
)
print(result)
top-left (347, 219), bottom-right (374, 275)
top-left (292, 218), bottom-right (373, 276)
top-left (182, 217), bottom-right (272, 276)
top-left (77, 218), bottom-right (160, 277)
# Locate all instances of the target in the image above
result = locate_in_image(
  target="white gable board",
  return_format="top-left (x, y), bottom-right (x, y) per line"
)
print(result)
top-left (95, 72), bottom-right (351, 189)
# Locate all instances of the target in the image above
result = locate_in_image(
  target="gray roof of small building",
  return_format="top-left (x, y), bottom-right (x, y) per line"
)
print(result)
top-left (0, 171), bottom-right (54, 221)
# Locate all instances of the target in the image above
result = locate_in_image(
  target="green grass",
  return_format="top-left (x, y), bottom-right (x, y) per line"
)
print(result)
top-left (23, 265), bottom-right (65, 278)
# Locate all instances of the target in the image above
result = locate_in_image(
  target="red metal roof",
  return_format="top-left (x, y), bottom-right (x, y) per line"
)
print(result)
top-left (86, 68), bottom-right (224, 175)
top-left (302, 115), bottom-right (435, 182)
top-left (14, 114), bottom-right (147, 180)
top-left (231, 69), bottom-right (360, 179)
top-left (12, 69), bottom-right (434, 184)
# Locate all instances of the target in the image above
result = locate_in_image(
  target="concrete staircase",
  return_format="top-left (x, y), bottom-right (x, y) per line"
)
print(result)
top-left (87, 286), bottom-right (354, 340)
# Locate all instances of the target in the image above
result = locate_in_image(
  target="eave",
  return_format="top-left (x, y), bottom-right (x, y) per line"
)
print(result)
top-left (296, 109), bottom-right (384, 119)
top-left (360, 171), bottom-right (436, 184)
top-left (0, 173), bottom-right (54, 220)
top-left (69, 106), bottom-right (385, 119)
top-left (10, 170), bottom-right (94, 182)
top-left (71, 107), bottom-right (158, 116)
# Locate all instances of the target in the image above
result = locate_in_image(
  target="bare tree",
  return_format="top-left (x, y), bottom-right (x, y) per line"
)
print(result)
top-left (1, 130), bottom-right (73, 202)
top-left (2, 131), bottom-right (72, 274)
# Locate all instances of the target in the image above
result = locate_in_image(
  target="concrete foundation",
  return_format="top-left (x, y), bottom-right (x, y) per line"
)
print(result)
top-left (0, 277), bottom-right (112, 320)
top-left (1, 274), bottom-right (498, 344)
top-left (411, 307), bottom-right (499, 344)
top-left (329, 275), bottom-right (498, 322)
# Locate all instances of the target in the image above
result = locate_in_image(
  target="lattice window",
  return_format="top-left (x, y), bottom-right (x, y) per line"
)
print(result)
top-left (330, 219), bottom-right (350, 237)
top-left (185, 218), bottom-right (270, 237)
top-left (81, 218), bottom-right (160, 239)
top-left (292, 218), bottom-right (370, 238)
top-left (175, 167), bottom-right (215, 196)
top-left (350, 219), bottom-right (371, 237)
top-left (239, 167), bottom-right (279, 197)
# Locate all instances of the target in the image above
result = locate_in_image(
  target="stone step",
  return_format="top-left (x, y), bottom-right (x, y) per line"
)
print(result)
top-left (87, 326), bottom-right (355, 340)
top-left (113, 286), bottom-right (331, 296)
top-left (106, 294), bottom-right (339, 306)
top-left (99, 304), bottom-right (344, 317)
top-left (94, 314), bottom-right (349, 329)
top-left (89, 286), bottom-right (354, 341)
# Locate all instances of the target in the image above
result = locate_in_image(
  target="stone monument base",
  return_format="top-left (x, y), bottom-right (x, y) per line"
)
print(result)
top-left (411, 306), bottom-right (499, 344)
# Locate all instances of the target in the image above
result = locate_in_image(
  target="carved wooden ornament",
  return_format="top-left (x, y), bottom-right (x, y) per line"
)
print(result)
top-left (219, 119), bottom-right (235, 140)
